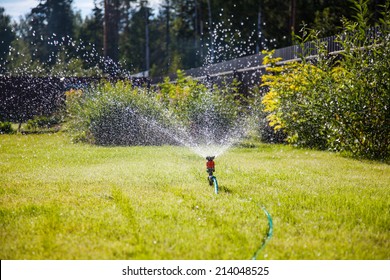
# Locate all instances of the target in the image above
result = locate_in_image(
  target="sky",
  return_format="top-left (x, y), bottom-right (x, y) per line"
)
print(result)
top-left (0, 0), bottom-right (163, 22)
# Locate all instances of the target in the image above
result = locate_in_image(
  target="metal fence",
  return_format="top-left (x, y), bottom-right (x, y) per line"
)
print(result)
top-left (153, 26), bottom-right (386, 88)
top-left (151, 34), bottom-right (344, 87)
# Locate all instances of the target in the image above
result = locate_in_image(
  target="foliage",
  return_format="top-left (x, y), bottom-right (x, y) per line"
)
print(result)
top-left (0, 7), bottom-right (15, 73)
top-left (75, 2), bottom-right (104, 69)
top-left (3, 0), bottom-right (383, 76)
top-left (261, 50), bottom-right (336, 149)
top-left (50, 51), bottom-right (103, 77)
top-left (5, 39), bottom-right (47, 76)
top-left (119, 3), bottom-right (150, 73)
top-left (157, 70), bottom-right (208, 121)
top-left (66, 81), bottom-right (177, 145)
top-left (23, 0), bottom-right (74, 64)
top-left (157, 70), bottom-right (250, 143)
top-left (65, 70), bottom-right (253, 146)
top-left (251, 85), bottom-right (286, 144)
top-left (260, 0), bottom-right (390, 160)
top-left (0, 76), bottom-right (65, 126)
top-left (25, 114), bottom-right (63, 132)
top-left (4, 0), bottom-right (104, 76)
top-left (0, 121), bottom-right (14, 134)
top-left (327, 0), bottom-right (390, 159)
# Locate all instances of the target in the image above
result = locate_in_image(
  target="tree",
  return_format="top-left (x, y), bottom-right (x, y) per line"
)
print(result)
top-left (162, 0), bottom-right (172, 71)
top-left (119, 1), bottom-right (149, 73)
top-left (46, 0), bottom-right (74, 41)
top-left (104, 0), bottom-right (121, 63)
top-left (77, 1), bottom-right (104, 69)
top-left (4, 0), bottom-right (388, 78)
top-left (22, 0), bottom-right (75, 65)
top-left (0, 7), bottom-right (16, 73)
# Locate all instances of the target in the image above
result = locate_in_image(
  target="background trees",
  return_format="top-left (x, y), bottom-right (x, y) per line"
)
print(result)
top-left (0, 0), bottom-right (387, 77)
top-left (0, 8), bottom-right (15, 73)
top-left (23, 0), bottom-right (75, 64)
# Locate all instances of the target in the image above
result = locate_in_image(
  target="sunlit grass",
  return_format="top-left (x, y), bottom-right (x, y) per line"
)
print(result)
top-left (0, 133), bottom-right (389, 259)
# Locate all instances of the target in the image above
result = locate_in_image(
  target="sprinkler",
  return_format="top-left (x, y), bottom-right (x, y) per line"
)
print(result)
top-left (206, 156), bottom-right (215, 185)
top-left (206, 156), bottom-right (218, 194)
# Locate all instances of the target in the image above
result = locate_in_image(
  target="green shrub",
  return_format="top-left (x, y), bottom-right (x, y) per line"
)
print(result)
top-left (66, 81), bottom-right (178, 145)
top-left (66, 72), bottom-right (256, 147)
top-left (326, 0), bottom-right (390, 159)
top-left (25, 114), bottom-right (63, 132)
top-left (0, 121), bottom-right (14, 134)
top-left (158, 70), bottom-right (252, 145)
top-left (260, 0), bottom-right (390, 160)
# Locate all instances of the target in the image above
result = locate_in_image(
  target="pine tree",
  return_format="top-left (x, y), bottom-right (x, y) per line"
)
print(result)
top-left (0, 7), bottom-right (16, 72)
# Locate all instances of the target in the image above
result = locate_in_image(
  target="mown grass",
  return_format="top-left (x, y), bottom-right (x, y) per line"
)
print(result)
top-left (0, 133), bottom-right (389, 259)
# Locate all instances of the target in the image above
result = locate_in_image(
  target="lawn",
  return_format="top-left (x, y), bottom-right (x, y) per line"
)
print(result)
top-left (0, 133), bottom-right (389, 259)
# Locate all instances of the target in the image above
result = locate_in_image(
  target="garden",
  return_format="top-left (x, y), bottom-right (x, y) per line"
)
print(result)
top-left (0, 0), bottom-right (389, 260)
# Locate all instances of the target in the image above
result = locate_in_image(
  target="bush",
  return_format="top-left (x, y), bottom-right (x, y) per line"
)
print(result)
top-left (326, 1), bottom-right (390, 159)
top-left (157, 70), bottom-right (252, 145)
top-left (66, 72), bottom-right (256, 147)
top-left (66, 81), bottom-right (178, 145)
top-left (261, 52), bottom-right (335, 149)
top-left (0, 121), bottom-right (14, 134)
top-left (247, 86), bottom-right (286, 143)
top-left (25, 114), bottom-right (63, 132)
top-left (260, 0), bottom-right (390, 160)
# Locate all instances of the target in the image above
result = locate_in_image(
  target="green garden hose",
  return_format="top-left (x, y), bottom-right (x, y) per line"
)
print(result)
top-left (251, 205), bottom-right (273, 260)
top-left (212, 176), bottom-right (219, 194)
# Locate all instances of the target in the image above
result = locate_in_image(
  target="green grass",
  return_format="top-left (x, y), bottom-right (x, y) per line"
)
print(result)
top-left (0, 133), bottom-right (389, 259)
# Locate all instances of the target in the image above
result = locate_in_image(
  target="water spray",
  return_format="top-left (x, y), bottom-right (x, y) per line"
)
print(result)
top-left (206, 156), bottom-right (218, 194)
